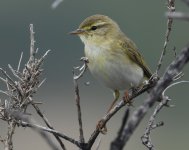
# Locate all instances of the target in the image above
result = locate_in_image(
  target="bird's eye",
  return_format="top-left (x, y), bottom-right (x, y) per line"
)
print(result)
top-left (91, 26), bottom-right (97, 31)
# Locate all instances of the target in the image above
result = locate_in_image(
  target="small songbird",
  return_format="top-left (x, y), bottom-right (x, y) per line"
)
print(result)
top-left (70, 14), bottom-right (152, 113)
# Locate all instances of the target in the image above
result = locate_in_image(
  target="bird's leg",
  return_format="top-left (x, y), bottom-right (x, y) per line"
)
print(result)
top-left (96, 90), bottom-right (120, 134)
top-left (107, 90), bottom-right (120, 112)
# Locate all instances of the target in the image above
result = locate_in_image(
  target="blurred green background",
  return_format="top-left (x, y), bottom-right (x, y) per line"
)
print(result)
top-left (0, 0), bottom-right (189, 149)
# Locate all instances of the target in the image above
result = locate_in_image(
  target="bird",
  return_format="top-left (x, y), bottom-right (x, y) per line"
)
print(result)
top-left (70, 14), bottom-right (152, 132)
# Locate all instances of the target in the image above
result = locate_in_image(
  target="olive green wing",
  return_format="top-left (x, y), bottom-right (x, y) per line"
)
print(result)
top-left (120, 39), bottom-right (152, 79)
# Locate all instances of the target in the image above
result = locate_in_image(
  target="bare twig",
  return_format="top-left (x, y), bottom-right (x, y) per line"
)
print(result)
top-left (166, 12), bottom-right (189, 21)
top-left (8, 110), bottom-right (60, 150)
top-left (51, 0), bottom-right (64, 9)
top-left (141, 80), bottom-right (189, 150)
top-left (151, 121), bottom-right (164, 130)
top-left (30, 97), bottom-right (66, 150)
top-left (73, 57), bottom-right (88, 80)
top-left (162, 80), bottom-right (189, 96)
top-left (141, 96), bottom-right (170, 150)
top-left (166, 0), bottom-right (189, 24)
top-left (72, 57), bottom-right (89, 144)
top-left (73, 79), bottom-right (85, 144)
top-left (156, 0), bottom-right (175, 74)
top-left (21, 120), bottom-right (80, 148)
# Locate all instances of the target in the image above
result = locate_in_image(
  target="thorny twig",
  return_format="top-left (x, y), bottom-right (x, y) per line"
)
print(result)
top-left (17, 52), bottom-right (23, 72)
top-left (0, 24), bottom-right (66, 150)
top-left (28, 25), bottom-right (66, 150)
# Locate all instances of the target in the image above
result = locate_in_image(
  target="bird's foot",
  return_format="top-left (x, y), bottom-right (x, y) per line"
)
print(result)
top-left (96, 119), bottom-right (107, 134)
top-left (149, 73), bottom-right (159, 84)
top-left (123, 90), bottom-right (133, 106)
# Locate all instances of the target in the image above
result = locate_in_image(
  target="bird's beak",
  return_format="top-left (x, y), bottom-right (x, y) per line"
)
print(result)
top-left (69, 29), bottom-right (85, 35)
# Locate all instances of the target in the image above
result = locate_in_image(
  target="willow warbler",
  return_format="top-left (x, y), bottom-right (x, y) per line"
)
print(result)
top-left (70, 14), bottom-right (152, 111)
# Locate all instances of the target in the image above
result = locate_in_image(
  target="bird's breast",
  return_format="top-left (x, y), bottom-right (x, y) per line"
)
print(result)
top-left (84, 45), bottom-right (144, 90)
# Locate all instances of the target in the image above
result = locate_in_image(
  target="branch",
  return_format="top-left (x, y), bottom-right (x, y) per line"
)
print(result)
top-left (109, 43), bottom-right (189, 150)
top-left (86, 76), bottom-right (158, 149)
top-left (21, 120), bottom-right (81, 148)
top-left (6, 110), bottom-right (61, 150)
top-left (31, 97), bottom-right (66, 150)
top-left (3, 108), bottom-right (80, 149)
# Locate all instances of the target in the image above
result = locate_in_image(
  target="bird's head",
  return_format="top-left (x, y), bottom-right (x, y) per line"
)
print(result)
top-left (70, 14), bottom-right (121, 46)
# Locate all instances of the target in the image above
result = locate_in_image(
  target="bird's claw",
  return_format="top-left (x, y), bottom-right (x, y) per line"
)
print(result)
top-left (96, 119), bottom-right (107, 134)
top-left (123, 90), bottom-right (133, 106)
